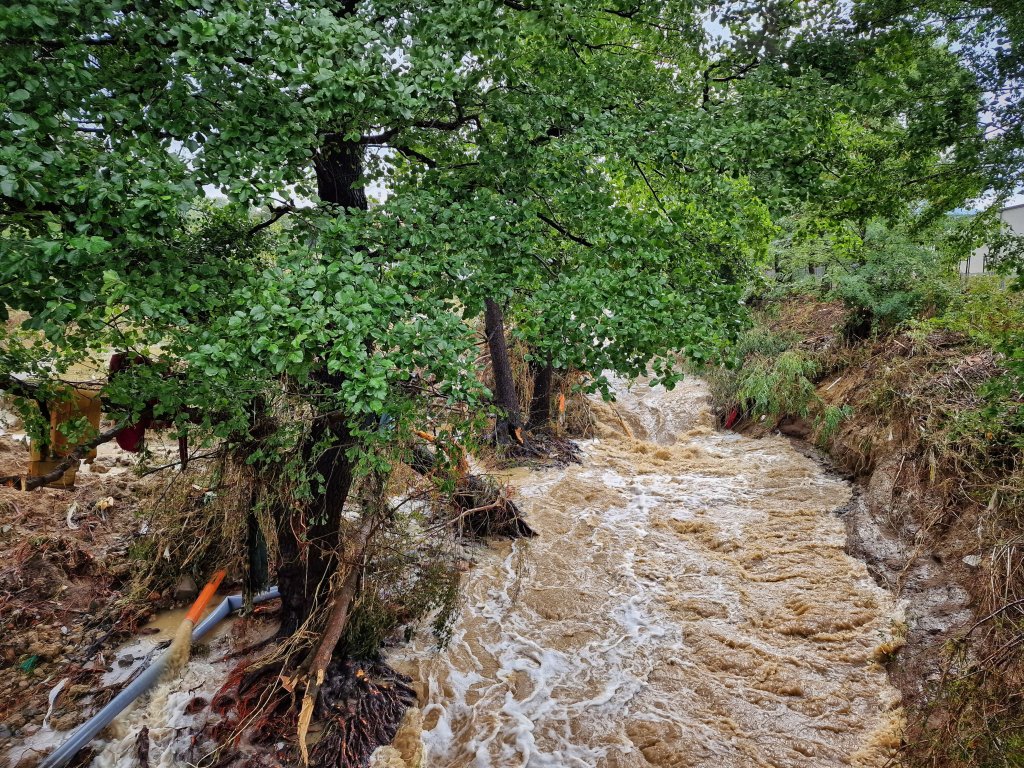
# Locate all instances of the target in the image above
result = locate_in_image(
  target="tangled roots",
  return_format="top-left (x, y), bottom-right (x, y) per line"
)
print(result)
top-left (311, 660), bottom-right (417, 768)
top-left (207, 657), bottom-right (415, 768)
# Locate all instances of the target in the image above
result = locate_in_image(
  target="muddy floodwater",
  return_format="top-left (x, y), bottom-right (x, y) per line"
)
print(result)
top-left (389, 377), bottom-right (903, 767)
top-left (6, 377), bottom-right (902, 768)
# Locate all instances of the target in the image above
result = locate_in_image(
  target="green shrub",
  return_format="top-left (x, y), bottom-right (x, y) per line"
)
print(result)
top-left (705, 326), bottom-right (798, 410)
top-left (928, 275), bottom-right (1024, 349)
top-left (828, 221), bottom-right (960, 333)
top-left (706, 324), bottom-right (820, 422)
top-left (733, 326), bottom-right (800, 360)
top-left (928, 278), bottom-right (1024, 452)
top-left (816, 404), bottom-right (854, 444)
top-left (736, 350), bottom-right (819, 418)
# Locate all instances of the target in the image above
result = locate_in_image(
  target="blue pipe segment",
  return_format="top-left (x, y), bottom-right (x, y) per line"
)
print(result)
top-left (39, 587), bottom-right (280, 768)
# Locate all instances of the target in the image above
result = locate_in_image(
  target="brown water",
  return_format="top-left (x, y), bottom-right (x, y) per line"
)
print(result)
top-left (388, 377), bottom-right (903, 767)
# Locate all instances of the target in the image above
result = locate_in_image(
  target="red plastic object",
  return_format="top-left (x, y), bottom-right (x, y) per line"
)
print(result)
top-left (724, 407), bottom-right (741, 430)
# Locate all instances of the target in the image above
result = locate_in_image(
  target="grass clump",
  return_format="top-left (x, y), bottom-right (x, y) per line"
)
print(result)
top-left (736, 350), bottom-right (819, 419)
top-left (816, 404), bottom-right (854, 444)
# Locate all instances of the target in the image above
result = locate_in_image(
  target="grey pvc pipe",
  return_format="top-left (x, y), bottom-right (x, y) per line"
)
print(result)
top-left (39, 587), bottom-right (280, 768)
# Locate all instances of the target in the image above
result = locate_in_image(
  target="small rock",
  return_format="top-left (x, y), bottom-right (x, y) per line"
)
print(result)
top-left (89, 463), bottom-right (110, 474)
top-left (26, 642), bottom-right (61, 660)
top-left (51, 712), bottom-right (81, 731)
top-left (173, 575), bottom-right (199, 601)
top-left (963, 555), bottom-right (982, 568)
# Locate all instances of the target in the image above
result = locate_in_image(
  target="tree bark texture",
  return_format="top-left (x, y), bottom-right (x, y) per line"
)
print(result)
top-left (484, 297), bottom-right (524, 445)
top-left (527, 356), bottom-right (554, 430)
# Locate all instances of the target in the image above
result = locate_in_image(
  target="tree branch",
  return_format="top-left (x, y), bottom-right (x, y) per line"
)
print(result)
top-left (711, 58), bottom-right (760, 83)
top-left (247, 205), bottom-right (293, 236)
top-left (537, 213), bottom-right (595, 248)
top-left (529, 251), bottom-right (559, 279)
top-left (633, 159), bottom-right (670, 217)
top-left (601, 7), bottom-right (642, 19)
top-left (395, 145), bottom-right (437, 168)
top-left (0, 423), bottom-right (127, 491)
top-left (358, 127), bottom-right (400, 145)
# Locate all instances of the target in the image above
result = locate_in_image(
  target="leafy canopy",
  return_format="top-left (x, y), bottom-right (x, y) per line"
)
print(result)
top-left (0, 0), bottom-right (992, 446)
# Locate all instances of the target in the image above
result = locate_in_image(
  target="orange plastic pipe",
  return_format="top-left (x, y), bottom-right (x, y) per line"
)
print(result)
top-left (184, 569), bottom-right (226, 624)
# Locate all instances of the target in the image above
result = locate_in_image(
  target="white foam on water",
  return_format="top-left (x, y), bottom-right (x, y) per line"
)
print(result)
top-left (390, 376), bottom-right (904, 767)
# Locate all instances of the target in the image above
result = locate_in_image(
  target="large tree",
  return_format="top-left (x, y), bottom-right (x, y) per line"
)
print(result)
top-left (0, 0), bottom-right (993, 760)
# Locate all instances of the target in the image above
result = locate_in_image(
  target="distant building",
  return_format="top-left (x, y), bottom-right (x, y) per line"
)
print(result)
top-left (961, 203), bottom-right (1024, 276)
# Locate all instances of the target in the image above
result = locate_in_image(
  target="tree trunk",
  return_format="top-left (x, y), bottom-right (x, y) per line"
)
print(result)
top-left (277, 135), bottom-right (367, 636)
top-left (315, 137), bottom-right (367, 211)
top-left (276, 418), bottom-right (358, 636)
top-left (484, 298), bottom-right (524, 445)
top-left (527, 356), bottom-right (554, 431)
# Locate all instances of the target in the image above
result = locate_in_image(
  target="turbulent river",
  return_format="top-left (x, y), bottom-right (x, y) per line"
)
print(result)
top-left (11, 376), bottom-right (902, 768)
top-left (387, 377), bottom-right (903, 768)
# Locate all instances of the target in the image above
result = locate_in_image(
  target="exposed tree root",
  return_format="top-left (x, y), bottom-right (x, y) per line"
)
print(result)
top-left (409, 443), bottom-right (536, 538)
top-left (310, 660), bottom-right (417, 768)
top-left (452, 472), bottom-right (536, 538)
top-left (514, 430), bottom-right (582, 468)
top-left (207, 656), bottom-right (414, 768)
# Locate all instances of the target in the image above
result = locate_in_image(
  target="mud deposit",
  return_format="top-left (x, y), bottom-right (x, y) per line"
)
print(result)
top-left (5, 605), bottom-right (275, 768)
top-left (390, 378), bottom-right (903, 767)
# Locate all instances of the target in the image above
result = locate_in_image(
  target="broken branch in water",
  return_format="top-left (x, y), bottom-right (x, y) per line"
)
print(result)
top-left (408, 443), bottom-right (536, 537)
